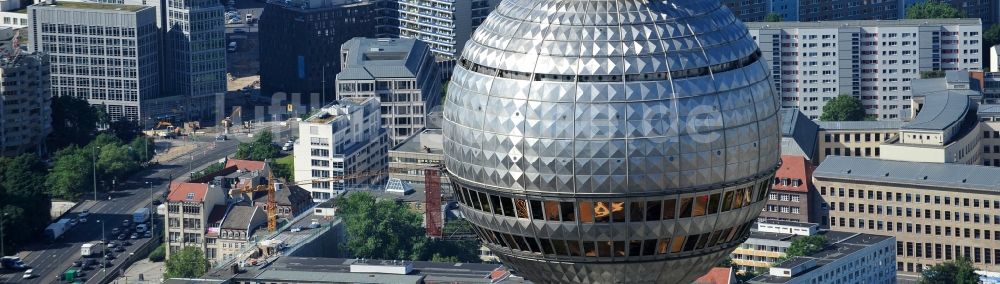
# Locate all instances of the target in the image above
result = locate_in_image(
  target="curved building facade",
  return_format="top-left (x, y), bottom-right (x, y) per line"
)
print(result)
top-left (442, 0), bottom-right (781, 283)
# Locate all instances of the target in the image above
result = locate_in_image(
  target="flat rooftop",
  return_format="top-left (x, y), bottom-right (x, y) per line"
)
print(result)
top-left (391, 128), bottom-right (443, 155)
top-left (750, 233), bottom-right (894, 283)
top-left (746, 18), bottom-right (982, 28)
top-left (34, 1), bottom-right (146, 12)
top-left (815, 156), bottom-right (1000, 192)
top-left (218, 256), bottom-right (526, 283)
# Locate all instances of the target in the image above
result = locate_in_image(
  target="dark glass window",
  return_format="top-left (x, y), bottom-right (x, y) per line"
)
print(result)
top-left (695, 233), bottom-right (711, 250)
top-left (708, 193), bottom-right (721, 214)
top-left (551, 239), bottom-right (568, 256)
top-left (663, 199), bottom-right (676, 220)
top-left (560, 202), bottom-right (576, 222)
top-left (566, 240), bottom-right (582, 257)
top-left (584, 241), bottom-right (597, 257)
top-left (525, 237), bottom-right (541, 253)
top-left (630, 201), bottom-right (645, 222)
top-left (543, 201), bottom-right (561, 221)
top-left (579, 202), bottom-right (595, 223)
top-left (469, 190), bottom-right (482, 211)
top-left (502, 233), bottom-right (519, 250)
top-left (642, 239), bottom-right (657, 256)
top-left (514, 235), bottom-right (531, 252)
top-left (629, 240), bottom-right (643, 257)
top-left (500, 197), bottom-right (515, 217)
top-left (613, 241), bottom-right (626, 257)
top-left (611, 202), bottom-right (626, 222)
top-left (598, 241), bottom-right (612, 257)
top-left (478, 192), bottom-right (490, 213)
top-left (493, 231), bottom-right (508, 247)
top-left (530, 200), bottom-right (544, 220)
top-left (679, 198), bottom-right (693, 218)
top-left (539, 239), bottom-right (555, 255)
top-left (722, 191), bottom-right (734, 212)
top-left (646, 200), bottom-right (662, 221)
top-left (732, 188), bottom-right (745, 209)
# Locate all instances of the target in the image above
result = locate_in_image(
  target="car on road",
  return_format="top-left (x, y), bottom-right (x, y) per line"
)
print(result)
top-left (121, 240), bottom-right (131, 246)
top-left (111, 228), bottom-right (120, 235)
top-left (289, 226), bottom-right (302, 232)
top-left (130, 233), bottom-right (139, 239)
top-left (73, 260), bottom-right (83, 267)
top-left (122, 219), bottom-right (130, 227)
top-left (79, 217), bottom-right (87, 223)
top-left (144, 231), bottom-right (152, 238)
top-left (107, 241), bottom-right (116, 248)
top-left (117, 234), bottom-right (127, 240)
top-left (104, 253), bottom-right (114, 260)
top-left (152, 199), bottom-right (162, 206)
top-left (102, 260), bottom-right (113, 268)
top-left (114, 246), bottom-right (125, 253)
top-left (68, 219), bottom-right (78, 227)
top-left (21, 269), bottom-right (33, 279)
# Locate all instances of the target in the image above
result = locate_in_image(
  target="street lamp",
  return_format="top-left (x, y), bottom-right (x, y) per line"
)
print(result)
top-left (147, 181), bottom-right (154, 229)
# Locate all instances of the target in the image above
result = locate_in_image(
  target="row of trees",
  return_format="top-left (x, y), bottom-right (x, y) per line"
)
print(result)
top-left (46, 133), bottom-right (154, 200)
top-left (338, 192), bottom-right (479, 263)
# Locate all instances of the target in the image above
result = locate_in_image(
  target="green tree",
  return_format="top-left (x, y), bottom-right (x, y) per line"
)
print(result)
top-left (45, 146), bottom-right (94, 200)
top-left (106, 120), bottom-right (142, 142)
top-left (920, 258), bottom-right (981, 284)
top-left (820, 95), bottom-right (867, 121)
top-left (764, 12), bottom-right (782, 22)
top-left (48, 96), bottom-right (102, 149)
top-left (337, 192), bottom-right (427, 260)
top-left (164, 246), bottom-right (208, 278)
top-left (717, 256), bottom-right (734, 268)
top-left (921, 70), bottom-right (947, 79)
top-left (191, 162), bottom-right (225, 180)
top-left (129, 136), bottom-right (156, 163)
top-left (0, 155), bottom-right (51, 255)
top-left (148, 244), bottom-right (166, 262)
top-left (234, 130), bottom-right (280, 161)
top-left (97, 143), bottom-right (140, 182)
top-left (906, 1), bottom-right (963, 19)
top-left (785, 235), bottom-right (827, 257)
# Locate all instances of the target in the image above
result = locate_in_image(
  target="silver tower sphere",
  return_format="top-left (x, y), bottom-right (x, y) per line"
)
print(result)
top-left (443, 0), bottom-right (781, 283)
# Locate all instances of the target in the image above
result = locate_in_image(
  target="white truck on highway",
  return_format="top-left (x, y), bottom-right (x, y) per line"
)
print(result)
top-left (81, 243), bottom-right (101, 257)
top-left (133, 208), bottom-right (150, 224)
top-left (44, 219), bottom-right (71, 241)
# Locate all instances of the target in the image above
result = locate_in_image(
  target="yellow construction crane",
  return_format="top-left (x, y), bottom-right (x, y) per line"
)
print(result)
top-left (236, 170), bottom-right (386, 232)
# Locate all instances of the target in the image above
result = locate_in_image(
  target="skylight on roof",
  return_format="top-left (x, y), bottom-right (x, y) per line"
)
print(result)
top-left (186, 192), bottom-right (195, 201)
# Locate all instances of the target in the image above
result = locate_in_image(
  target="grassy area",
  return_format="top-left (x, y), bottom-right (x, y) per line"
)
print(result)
top-left (273, 154), bottom-right (294, 180)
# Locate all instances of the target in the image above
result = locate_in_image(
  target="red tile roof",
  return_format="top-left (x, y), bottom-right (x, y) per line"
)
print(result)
top-left (225, 159), bottom-right (267, 172)
top-left (694, 267), bottom-right (734, 284)
top-left (167, 182), bottom-right (210, 203)
top-left (773, 155), bottom-right (814, 193)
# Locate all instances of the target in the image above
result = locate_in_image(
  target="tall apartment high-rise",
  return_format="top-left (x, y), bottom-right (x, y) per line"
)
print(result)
top-left (161, 0), bottom-right (226, 121)
top-left (0, 27), bottom-right (51, 157)
top-left (28, 1), bottom-right (161, 122)
top-left (258, 0), bottom-right (378, 101)
top-left (747, 19), bottom-right (982, 120)
top-left (391, 0), bottom-right (499, 61)
top-left (293, 97), bottom-right (388, 202)
top-left (721, 0), bottom-right (771, 22)
top-left (337, 37), bottom-right (441, 145)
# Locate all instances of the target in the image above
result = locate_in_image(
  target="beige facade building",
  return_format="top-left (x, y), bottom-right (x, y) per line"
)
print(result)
top-left (981, 105), bottom-right (1000, 167)
top-left (388, 128), bottom-right (448, 189)
top-left (0, 27), bottom-right (50, 157)
top-left (814, 156), bottom-right (1000, 275)
top-left (216, 204), bottom-right (266, 263)
top-left (164, 182), bottom-right (226, 260)
top-left (816, 121), bottom-right (901, 164)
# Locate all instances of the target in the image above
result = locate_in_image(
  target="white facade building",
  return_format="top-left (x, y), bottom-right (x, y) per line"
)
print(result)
top-left (393, 0), bottom-right (499, 61)
top-left (748, 232), bottom-right (896, 284)
top-left (747, 19), bottom-right (982, 120)
top-left (294, 97), bottom-right (388, 202)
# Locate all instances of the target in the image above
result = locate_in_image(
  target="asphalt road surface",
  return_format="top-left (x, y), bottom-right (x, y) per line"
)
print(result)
top-left (0, 137), bottom-right (240, 283)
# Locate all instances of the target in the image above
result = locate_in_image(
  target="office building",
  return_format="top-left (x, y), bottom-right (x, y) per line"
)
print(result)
top-left (258, 0), bottom-right (378, 101)
top-left (747, 228), bottom-right (896, 283)
top-left (722, 0), bottom-right (771, 22)
top-left (161, 0), bottom-right (226, 121)
top-left (761, 156), bottom-right (816, 223)
top-left (388, 128), bottom-right (448, 189)
top-left (391, 0), bottom-right (499, 62)
top-left (815, 156), bottom-right (1000, 275)
top-left (444, 0), bottom-right (781, 282)
top-left (747, 19), bottom-right (982, 120)
top-left (816, 121), bottom-right (903, 164)
top-left (0, 27), bottom-right (50, 157)
top-left (164, 182), bottom-right (227, 259)
top-left (337, 37), bottom-right (441, 144)
top-left (731, 221), bottom-right (820, 273)
top-left (28, 1), bottom-right (161, 122)
top-left (746, 1), bottom-right (998, 27)
top-left (294, 97), bottom-right (388, 202)
top-left (982, 104), bottom-right (1000, 167)
top-left (880, 71), bottom-right (983, 164)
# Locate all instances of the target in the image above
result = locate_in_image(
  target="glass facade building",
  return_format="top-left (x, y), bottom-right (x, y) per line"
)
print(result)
top-left (442, 0), bottom-right (782, 283)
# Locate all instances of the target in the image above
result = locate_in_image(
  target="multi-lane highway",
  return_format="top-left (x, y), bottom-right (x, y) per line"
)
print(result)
top-left (0, 135), bottom-right (241, 283)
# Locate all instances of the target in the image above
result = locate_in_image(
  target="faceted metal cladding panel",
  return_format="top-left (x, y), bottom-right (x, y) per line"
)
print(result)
top-left (442, 0), bottom-right (782, 283)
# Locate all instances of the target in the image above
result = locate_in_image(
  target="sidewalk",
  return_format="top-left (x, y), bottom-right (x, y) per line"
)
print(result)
top-left (112, 259), bottom-right (164, 284)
